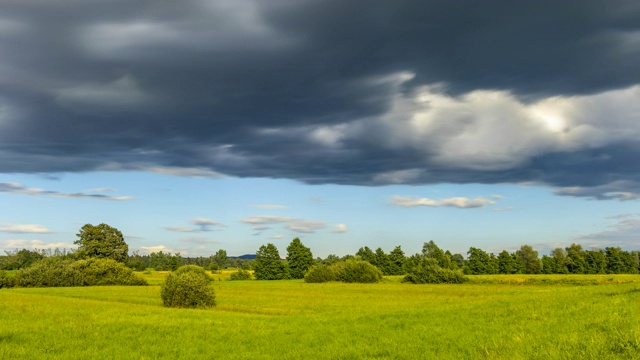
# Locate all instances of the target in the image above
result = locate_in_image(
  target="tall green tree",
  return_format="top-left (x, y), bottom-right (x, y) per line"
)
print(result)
top-left (466, 247), bottom-right (496, 274)
top-left (356, 246), bottom-right (376, 266)
top-left (214, 249), bottom-right (228, 269)
top-left (585, 249), bottom-right (607, 274)
top-left (516, 245), bottom-right (541, 274)
top-left (74, 223), bottom-right (129, 263)
top-left (387, 246), bottom-right (407, 275)
top-left (497, 250), bottom-right (518, 274)
top-left (286, 238), bottom-right (313, 279)
top-left (253, 243), bottom-right (287, 280)
top-left (565, 244), bottom-right (587, 274)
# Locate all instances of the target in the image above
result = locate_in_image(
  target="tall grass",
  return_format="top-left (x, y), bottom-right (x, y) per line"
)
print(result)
top-left (1, 274), bottom-right (639, 359)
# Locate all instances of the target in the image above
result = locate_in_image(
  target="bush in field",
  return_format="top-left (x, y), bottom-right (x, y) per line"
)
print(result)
top-left (70, 258), bottom-right (147, 286)
top-left (402, 258), bottom-right (468, 284)
top-left (161, 265), bottom-right (216, 308)
top-left (0, 270), bottom-right (14, 289)
top-left (229, 269), bottom-right (252, 280)
top-left (12, 257), bottom-right (147, 287)
top-left (304, 264), bottom-right (336, 283)
top-left (334, 260), bottom-right (383, 283)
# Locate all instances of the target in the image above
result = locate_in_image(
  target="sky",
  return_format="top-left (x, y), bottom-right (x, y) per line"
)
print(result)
top-left (1, 0), bottom-right (640, 258)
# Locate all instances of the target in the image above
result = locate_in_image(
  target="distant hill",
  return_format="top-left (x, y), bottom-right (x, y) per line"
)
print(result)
top-left (229, 254), bottom-right (256, 260)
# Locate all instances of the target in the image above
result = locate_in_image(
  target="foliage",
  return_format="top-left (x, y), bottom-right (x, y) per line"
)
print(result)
top-left (304, 264), bottom-right (336, 283)
top-left (213, 249), bottom-right (228, 269)
top-left (465, 247), bottom-right (497, 274)
top-left (160, 265), bottom-right (216, 308)
top-left (403, 258), bottom-right (468, 284)
top-left (0, 249), bottom-right (45, 270)
top-left (11, 257), bottom-right (147, 287)
top-left (517, 245), bottom-right (542, 274)
top-left (229, 269), bottom-right (252, 281)
top-left (127, 251), bottom-right (147, 271)
top-left (0, 270), bottom-right (14, 289)
top-left (286, 238), bottom-right (314, 279)
top-left (332, 260), bottom-right (383, 283)
top-left (74, 223), bottom-right (129, 263)
top-left (149, 251), bottom-right (183, 271)
top-left (253, 243), bottom-right (288, 280)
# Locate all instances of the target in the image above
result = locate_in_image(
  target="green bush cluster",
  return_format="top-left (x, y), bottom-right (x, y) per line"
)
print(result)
top-left (304, 264), bottom-right (336, 283)
top-left (160, 265), bottom-right (216, 308)
top-left (11, 257), bottom-right (147, 288)
top-left (304, 260), bottom-right (383, 283)
top-left (229, 269), bottom-right (252, 281)
top-left (402, 258), bottom-right (468, 284)
top-left (0, 270), bottom-right (13, 289)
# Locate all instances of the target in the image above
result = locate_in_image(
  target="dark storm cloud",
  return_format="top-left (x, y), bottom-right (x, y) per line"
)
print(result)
top-left (1, 0), bottom-right (640, 198)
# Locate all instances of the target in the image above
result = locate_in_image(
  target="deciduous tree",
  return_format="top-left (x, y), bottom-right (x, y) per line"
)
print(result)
top-left (74, 223), bottom-right (129, 263)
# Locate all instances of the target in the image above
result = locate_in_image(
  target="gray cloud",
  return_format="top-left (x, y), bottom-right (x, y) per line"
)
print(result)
top-left (1, 1), bottom-right (640, 199)
top-left (0, 182), bottom-right (133, 201)
top-left (165, 217), bottom-right (225, 233)
top-left (240, 215), bottom-right (326, 234)
top-left (573, 214), bottom-right (640, 249)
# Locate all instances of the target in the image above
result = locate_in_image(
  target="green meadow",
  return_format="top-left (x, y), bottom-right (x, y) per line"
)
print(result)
top-left (1, 273), bottom-right (640, 359)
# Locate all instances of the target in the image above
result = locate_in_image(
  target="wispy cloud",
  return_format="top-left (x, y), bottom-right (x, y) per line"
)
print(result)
top-left (165, 217), bottom-right (225, 233)
top-left (573, 214), bottom-right (640, 248)
top-left (0, 224), bottom-right (52, 234)
top-left (390, 195), bottom-right (497, 209)
top-left (0, 182), bottom-right (133, 201)
top-left (240, 215), bottom-right (327, 234)
top-left (179, 237), bottom-right (220, 244)
top-left (143, 166), bottom-right (226, 179)
top-left (251, 204), bottom-right (287, 209)
top-left (0, 239), bottom-right (75, 251)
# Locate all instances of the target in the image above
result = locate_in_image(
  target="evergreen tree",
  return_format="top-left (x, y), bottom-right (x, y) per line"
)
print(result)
top-left (286, 238), bottom-right (313, 279)
top-left (254, 243), bottom-right (287, 280)
top-left (387, 246), bottom-right (407, 275)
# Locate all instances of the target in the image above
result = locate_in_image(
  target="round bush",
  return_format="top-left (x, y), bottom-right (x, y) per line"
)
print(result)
top-left (229, 269), bottom-right (252, 281)
top-left (161, 265), bottom-right (216, 308)
top-left (304, 265), bottom-right (336, 283)
top-left (333, 260), bottom-right (383, 283)
top-left (402, 259), bottom-right (468, 284)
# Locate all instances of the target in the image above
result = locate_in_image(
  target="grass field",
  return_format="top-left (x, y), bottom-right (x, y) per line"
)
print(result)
top-left (1, 273), bottom-right (639, 359)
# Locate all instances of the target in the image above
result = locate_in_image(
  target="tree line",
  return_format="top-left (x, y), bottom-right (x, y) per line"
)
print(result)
top-left (2, 223), bottom-right (639, 278)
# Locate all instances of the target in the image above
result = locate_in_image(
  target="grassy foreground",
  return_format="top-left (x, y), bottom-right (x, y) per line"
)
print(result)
top-left (1, 273), bottom-right (639, 359)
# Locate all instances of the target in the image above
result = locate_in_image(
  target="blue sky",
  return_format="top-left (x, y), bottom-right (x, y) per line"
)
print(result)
top-left (1, 1), bottom-right (640, 257)
top-left (2, 171), bottom-right (638, 258)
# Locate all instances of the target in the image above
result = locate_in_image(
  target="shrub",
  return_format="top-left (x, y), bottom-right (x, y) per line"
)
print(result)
top-left (12, 257), bottom-right (147, 287)
top-left (334, 260), bottom-right (384, 283)
top-left (229, 269), bottom-right (252, 280)
top-left (0, 270), bottom-right (14, 289)
top-left (160, 265), bottom-right (216, 308)
top-left (304, 265), bottom-right (336, 283)
top-left (402, 258), bottom-right (468, 284)
top-left (70, 258), bottom-right (147, 286)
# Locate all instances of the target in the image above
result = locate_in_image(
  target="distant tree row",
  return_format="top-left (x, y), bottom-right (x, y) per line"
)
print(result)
top-left (2, 222), bottom-right (639, 278)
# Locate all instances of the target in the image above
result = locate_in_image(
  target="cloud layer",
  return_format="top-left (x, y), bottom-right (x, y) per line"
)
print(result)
top-left (1, 1), bottom-right (640, 199)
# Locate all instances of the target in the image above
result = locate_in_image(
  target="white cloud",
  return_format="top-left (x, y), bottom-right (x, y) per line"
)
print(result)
top-left (0, 239), bottom-right (75, 251)
top-left (0, 182), bottom-right (134, 201)
top-left (390, 195), bottom-right (496, 209)
top-left (139, 245), bottom-right (173, 254)
top-left (252, 204), bottom-right (287, 209)
top-left (331, 224), bottom-right (348, 233)
top-left (270, 234), bottom-right (284, 239)
top-left (0, 224), bottom-right (52, 234)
